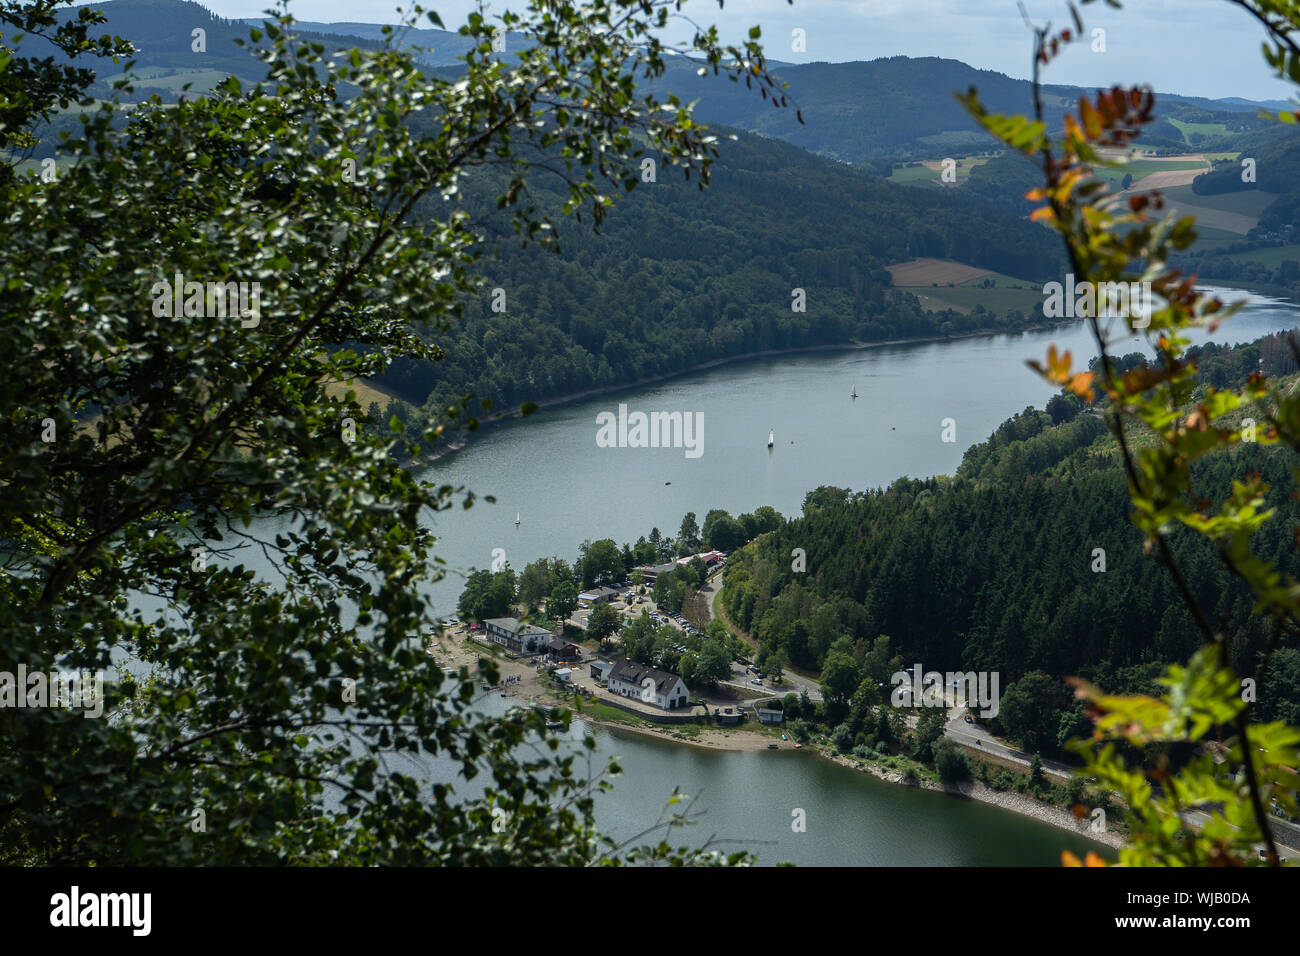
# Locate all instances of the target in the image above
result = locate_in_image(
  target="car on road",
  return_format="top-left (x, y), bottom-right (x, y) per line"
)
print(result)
top-left (750, 678), bottom-right (763, 686)
top-left (964, 715), bottom-right (974, 724)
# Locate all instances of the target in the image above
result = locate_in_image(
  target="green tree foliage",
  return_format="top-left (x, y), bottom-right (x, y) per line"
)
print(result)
top-left (914, 708), bottom-right (947, 764)
top-left (693, 640), bottom-right (731, 688)
top-left (998, 672), bottom-right (1068, 754)
top-left (963, 0), bottom-right (1300, 866)
top-left (548, 581), bottom-right (578, 628)
top-left (458, 567), bottom-right (518, 621)
top-left (819, 651), bottom-right (860, 725)
top-left (0, 0), bottom-right (132, 160)
top-left (830, 724), bottom-right (854, 754)
top-left (934, 739), bottom-right (971, 784)
top-left (677, 512), bottom-right (701, 555)
top-left (517, 557), bottom-right (556, 608)
top-left (1, 0), bottom-right (789, 865)
top-left (702, 508), bottom-right (747, 551)
top-left (718, 380), bottom-right (1300, 759)
top-left (586, 602), bottom-right (622, 648)
top-left (579, 538), bottom-right (624, 589)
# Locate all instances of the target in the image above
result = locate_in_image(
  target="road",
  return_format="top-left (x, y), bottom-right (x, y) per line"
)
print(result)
top-left (699, 569), bottom-right (824, 701)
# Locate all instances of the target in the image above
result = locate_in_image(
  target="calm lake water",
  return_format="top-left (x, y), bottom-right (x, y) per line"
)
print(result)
top-left (151, 286), bottom-right (1300, 864)
top-left (383, 693), bottom-right (1113, 866)
top-left (416, 288), bottom-right (1300, 618)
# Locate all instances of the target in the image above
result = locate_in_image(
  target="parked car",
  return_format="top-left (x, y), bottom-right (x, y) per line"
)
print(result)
top-left (750, 679), bottom-right (763, 686)
top-left (964, 715), bottom-right (974, 724)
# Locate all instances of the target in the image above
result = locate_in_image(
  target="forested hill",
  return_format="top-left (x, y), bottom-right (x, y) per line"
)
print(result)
top-left (48, 3), bottom-right (1280, 158)
top-left (379, 124), bottom-right (1068, 416)
top-left (50, 0), bottom-right (390, 85)
top-left (649, 55), bottom-right (1277, 164)
top-left (718, 335), bottom-right (1300, 754)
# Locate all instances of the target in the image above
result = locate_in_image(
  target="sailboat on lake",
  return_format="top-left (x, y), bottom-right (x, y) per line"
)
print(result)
top-left (767, 429), bottom-right (774, 449)
top-left (851, 384), bottom-right (858, 399)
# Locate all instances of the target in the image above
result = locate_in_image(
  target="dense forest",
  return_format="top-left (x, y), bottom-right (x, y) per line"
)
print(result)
top-left (380, 125), bottom-right (1067, 423)
top-left (718, 334), bottom-right (1300, 755)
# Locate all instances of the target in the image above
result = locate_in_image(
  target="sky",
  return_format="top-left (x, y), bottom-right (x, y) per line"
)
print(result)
top-left (193, 0), bottom-right (1290, 102)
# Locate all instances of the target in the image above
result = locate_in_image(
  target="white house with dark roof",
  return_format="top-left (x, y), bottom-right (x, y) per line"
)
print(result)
top-left (483, 617), bottom-right (552, 655)
top-left (607, 659), bottom-right (689, 710)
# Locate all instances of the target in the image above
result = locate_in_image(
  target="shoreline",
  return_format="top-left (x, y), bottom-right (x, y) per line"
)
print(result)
top-left (438, 627), bottom-right (1123, 852)
top-left (816, 747), bottom-right (1124, 852)
top-left (418, 320), bottom-right (1075, 464)
top-left (410, 281), bottom-right (1293, 466)
top-left (581, 711), bottom-right (1123, 852)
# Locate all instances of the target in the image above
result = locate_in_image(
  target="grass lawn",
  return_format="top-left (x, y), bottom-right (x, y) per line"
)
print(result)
top-left (578, 699), bottom-right (645, 726)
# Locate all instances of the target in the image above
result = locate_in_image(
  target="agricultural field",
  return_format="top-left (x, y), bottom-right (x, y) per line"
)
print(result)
top-left (888, 260), bottom-right (1043, 315)
top-left (1158, 184), bottom-right (1279, 218)
top-left (886, 258), bottom-right (992, 286)
top-left (99, 68), bottom-right (233, 91)
top-left (1092, 156), bottom-right (1209, 190)
top-left (1168, 118), bottom-right (1231, 141)
top-left (888, 155), bottom-right (994, 187)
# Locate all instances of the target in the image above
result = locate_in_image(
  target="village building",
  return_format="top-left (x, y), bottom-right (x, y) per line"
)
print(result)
top-left (577, 586), bottom-right (619, 607)
top-left (607, 659), bottom-right (689, 710)
top-left (632, 562), bottom-right (678, 586)
top-left (546, 636), bottom-right (583, 662)
top-left (713, 706), bottom-right (741, 725)
top-left (677, 550), bottom-right (727, 570)
top-left (483, 617), bottom-right (552, 655)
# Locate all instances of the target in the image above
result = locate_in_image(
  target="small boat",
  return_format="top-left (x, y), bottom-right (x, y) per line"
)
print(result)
top-left (851, 384), bottom-right (858, 399)
top-left (515, 512), bottom-right (520, 527)
top-left (665, 481), bottom-right (671, 485)
top-left (794, 742), bottom-right (802, 749)
top-left (767, 743), bottom-right (778, 749)
top-left (781, 734), bottom-right (788, 741)
top-left (767, 429), bottom-right (774, 448)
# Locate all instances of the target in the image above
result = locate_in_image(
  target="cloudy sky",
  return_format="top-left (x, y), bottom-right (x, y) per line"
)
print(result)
top-left (200, 0), bottom-right (1291, 101)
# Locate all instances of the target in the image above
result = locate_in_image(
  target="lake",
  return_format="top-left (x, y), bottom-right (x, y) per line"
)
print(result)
top-left (162, 286), bottom-right (1300, 864)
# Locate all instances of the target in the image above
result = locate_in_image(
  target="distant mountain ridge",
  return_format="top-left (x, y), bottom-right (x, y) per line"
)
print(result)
top-left (50, 1), bottom-right (1286, 162)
